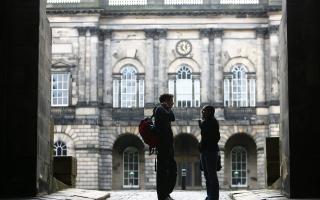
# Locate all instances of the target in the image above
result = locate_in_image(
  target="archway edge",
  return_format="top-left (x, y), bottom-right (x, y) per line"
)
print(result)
top-left (224, 57), bottom-right (256, 73)
top-left (168, 58), bottom-right (200, 73)
top-left (113, 57), bottom-right (145, 73)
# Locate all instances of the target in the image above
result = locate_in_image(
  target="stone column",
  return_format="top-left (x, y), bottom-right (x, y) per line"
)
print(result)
top-left (144, 29), bottom-right (155, 107)
top-left (157, 29), bottom-right (168, 96)
top-left (269, 25), bottom-right (280, 104)
top-left (85, 29), bottom-right (91, 103)
top-left (102, 30), bottom-right (113, 107)
top-left (77, 27), bottom-right (87, 103)
top-left (256, 28), bottom-right (267, 106)
top-left (89, 27), bottom-right (98, 104)
top-left (199, 29), bottom-right (211, 105)
top-left (212, 29), bottom-right (224, 107)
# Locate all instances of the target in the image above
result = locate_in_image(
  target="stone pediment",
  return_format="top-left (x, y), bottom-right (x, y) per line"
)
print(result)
top-left (52, 59), bottom-right (76, 69)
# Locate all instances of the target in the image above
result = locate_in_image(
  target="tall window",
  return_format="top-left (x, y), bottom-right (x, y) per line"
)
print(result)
top-left (123, 147), bottom-right (139, 188)
top-left (51, 73), bottom-right (69, 106)
top-left (224, 64), bottom-right (256, 107)
top-left (169, 64), bottom-right (200, 107)
top-left (231, 146), bottom-right (247, 187)
top-left (54, 141), bottom-right (67, 156)
top-left (113, 65), bottom-right (144, 108)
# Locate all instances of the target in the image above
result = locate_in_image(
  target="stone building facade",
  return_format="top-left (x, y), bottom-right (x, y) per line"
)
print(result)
top-left (47, 0), bottom-right (282, 190)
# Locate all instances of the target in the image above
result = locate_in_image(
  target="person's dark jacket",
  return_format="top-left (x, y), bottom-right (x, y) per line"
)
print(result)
top-left (154, 105), bottom-right (175, 150)
top-left (198, 117), bottom-right (220, 152)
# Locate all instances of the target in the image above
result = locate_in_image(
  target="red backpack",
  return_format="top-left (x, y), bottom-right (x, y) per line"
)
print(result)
top-left (139, 111), bottom-right (159, 155)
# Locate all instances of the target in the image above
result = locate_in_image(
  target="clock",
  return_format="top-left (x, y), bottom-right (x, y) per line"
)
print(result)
top-left (176, 40), bottom-right (192, 56)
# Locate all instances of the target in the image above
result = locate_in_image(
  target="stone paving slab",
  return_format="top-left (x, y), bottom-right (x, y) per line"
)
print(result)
top-left (12, 188), bottom-right (110, 200)
top-left (108, 190), bottom-right (232, 200)
top-left (229, 189), bottom-right (320, 200)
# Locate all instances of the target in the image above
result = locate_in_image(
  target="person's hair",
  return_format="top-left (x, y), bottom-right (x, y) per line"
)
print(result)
top-left (202, 105), bottom-right (215, 119)
top-left (159, 93), bottom-right (174, 103)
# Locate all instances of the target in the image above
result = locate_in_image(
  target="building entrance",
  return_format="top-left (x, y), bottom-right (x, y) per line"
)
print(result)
top-left (174, 133), bottom-right (202, 189)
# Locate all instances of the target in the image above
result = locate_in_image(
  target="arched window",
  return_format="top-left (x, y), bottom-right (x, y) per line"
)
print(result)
top-left (224, 64), bottom-right (256, 107)
top-left (123, 147), bottom-right (139, 188)
top-left (168, 64), bottom-right (200, 107)
top-left (113, 65), bottom-right (144, 108)
top-left (231, 146), bottom-right (247, 187)
top-left (54, 141), bottom-right (67, 156)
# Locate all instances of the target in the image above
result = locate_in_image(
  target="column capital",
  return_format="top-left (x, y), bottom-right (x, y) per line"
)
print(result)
top-left (77, 27), bottom-right (87, 36)
top-left (98, 29), bottom-right (112, 41)
top-left (268, 25), bottom-right (279, 34)
top-left (89, 27), bottom-right (99, 35)
top-left (144, 29), bottom-right (157, 39)
top-left (211, 28), bottom-right (224, 38)
top-left (256, 27), bottom-right (268, 38)
top-left (157, 29), bottom-right (167, 39)
top-left (199, 28), bottom-right (211, 38)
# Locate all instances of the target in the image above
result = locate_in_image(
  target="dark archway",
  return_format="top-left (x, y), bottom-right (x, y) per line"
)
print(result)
top-left (174, 133), bottom-right (201, 189)
top-left (224, 133), bottom-right (257, 189)
top-left (112, 133), bottom-right (145, 190)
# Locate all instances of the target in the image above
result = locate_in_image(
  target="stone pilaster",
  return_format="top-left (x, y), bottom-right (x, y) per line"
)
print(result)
top-left (101, 29), bottom-right (113, 107)
top-left (199, 28), bottom-right (211, 105)
top-left (212, 29), bottom-right (224, 107)
top-left (269, 25), bottom-right (280, 104)
top-left (257, 148), bottom-right (266, 188)
top-left (77, 27), bottom-right (87, 103)
top-left (144, 29), bottom-right (156, 107)
top-left (89, 27), bottom-right (98, 103)
top-left (157, 29), bottom-right (168, 96)
top-left (256, 27), bottom-right (267, 106)
top-left (85, 28), bottom-right (91, 103)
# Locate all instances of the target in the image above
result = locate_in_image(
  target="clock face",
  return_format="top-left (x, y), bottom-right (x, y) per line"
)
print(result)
top-left (176, 40), bottom-right (192, 56)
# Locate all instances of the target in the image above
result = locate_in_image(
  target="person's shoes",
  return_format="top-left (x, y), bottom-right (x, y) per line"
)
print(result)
top-left (166, 195), bottom-right (175, 200)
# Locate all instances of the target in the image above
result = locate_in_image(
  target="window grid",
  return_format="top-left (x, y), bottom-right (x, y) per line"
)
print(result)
top-left (224, 79), bottom-right (230, 106)
top-left (164, 0), bottom-right (203, 5)
top-left (109, 0), bottom-right (147, 6)
top-left (232, 65), bottom-right (248, 107)
top-left (47, 0), bottom-right (80, 3)
top-left (249, 79), bottom-right (256, 106)
top-left (120, 66), bottom-right (137, 108)
top-left (113, 80), bottom-right (120, 107)
top-left (220, 0), bottom-right (258, 4)
top-left (175, 65), bottom-right (200, 107)
top-left (193, 80), bottom-right (201, 107)
top-left (123, 147), bottom-right (139, 188)
top-left (51, 73), bottom-right (69, 107)
top-left (231, 146), bottom-right (247, 187)
top-left (138, 80), bottom-right (144, 108)
top-left (54, 141), bottom-right (67, 156)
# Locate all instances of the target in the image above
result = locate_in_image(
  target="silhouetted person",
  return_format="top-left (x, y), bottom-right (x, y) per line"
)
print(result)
top-left (198, 105), bottom-right (220, 200)
top-left (154, 94), bottom-right (177, 200)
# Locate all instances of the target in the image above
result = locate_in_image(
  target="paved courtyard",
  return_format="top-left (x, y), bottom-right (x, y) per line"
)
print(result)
top-left (108, 190), bottom-right (232, 200)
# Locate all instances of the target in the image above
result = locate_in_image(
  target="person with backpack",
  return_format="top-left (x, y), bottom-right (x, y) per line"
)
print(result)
top-left (154, 93), bottom-right (177, 200)
top-left (198, 105), bottom-right (221, 200)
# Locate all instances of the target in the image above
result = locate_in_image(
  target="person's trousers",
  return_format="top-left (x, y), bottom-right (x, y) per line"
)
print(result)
top-left (200, 151), bottom-right (219, 200)
top-left (156, 150), bottom-right (177, 200)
